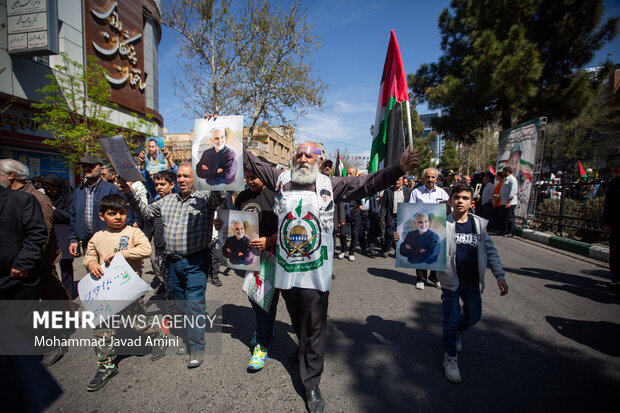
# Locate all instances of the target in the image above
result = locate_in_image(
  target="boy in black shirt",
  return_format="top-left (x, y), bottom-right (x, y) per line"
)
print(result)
top-left (215, 169), bottom-right (280, 372)
top-left (438, 183), bottom-right (508, 383)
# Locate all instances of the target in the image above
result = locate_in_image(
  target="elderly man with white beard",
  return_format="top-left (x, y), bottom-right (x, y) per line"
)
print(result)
top-left (243, 141), bottom-right (419, 413)
top-left (196, 126), bottom-right (238, 185)
top-left (222, 220), bottom-right (254, 265)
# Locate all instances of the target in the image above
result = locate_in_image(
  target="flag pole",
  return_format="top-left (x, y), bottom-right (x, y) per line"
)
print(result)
top-left (404, 99), bottom-right (414, 150)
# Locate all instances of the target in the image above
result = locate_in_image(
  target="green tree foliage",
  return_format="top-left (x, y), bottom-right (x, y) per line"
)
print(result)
top-left (458, 122), bottom-right (500, 175)
top-left (32, 54), bottom-right (154, 166)
top-left (162, 0), bottom-right (327, 140)
top-left (408, 0), bottom-right (618, 142)
top-left (543, 77), bottom-right (620, 172)
top-left (412, 135), bottom-right (433, 177)
top-left (405, 96), bottom-right (425, 140)
top-left (439, 141), bottom-right (459, 173)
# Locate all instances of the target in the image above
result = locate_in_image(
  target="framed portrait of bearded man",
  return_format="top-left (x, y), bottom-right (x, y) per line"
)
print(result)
top-left (192, 116), bottom-right (244, 192)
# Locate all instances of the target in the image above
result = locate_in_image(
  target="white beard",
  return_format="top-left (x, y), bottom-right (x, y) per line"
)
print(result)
top-left (291, 162), bottom-right (320, 184)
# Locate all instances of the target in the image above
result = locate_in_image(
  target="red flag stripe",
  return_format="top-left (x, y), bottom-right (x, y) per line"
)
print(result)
top-left (380, 30), bottom-right (408, 106)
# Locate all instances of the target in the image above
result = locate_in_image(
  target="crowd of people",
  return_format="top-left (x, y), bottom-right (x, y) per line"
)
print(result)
top-left (4, 135), bottom-right (617, 413)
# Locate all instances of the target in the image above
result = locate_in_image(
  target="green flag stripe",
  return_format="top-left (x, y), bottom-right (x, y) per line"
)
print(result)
top-left (369, 96), bottom-right (398, 173)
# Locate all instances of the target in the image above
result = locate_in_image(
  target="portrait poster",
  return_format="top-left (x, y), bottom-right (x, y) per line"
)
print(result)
top-left (496, 117), bottom-right (541, 217)
top-left (395, 203), bottom-right (447, 271)
top-left (473, 183), bottom-right (482, 198)
top-left (144, 136), bottom-right (167, 174)
top-left (192, 116), bottom-right (244, 192)
top-left (99, 135), bottom-right (145, 182)
top-left (217, 209), bottom-right (261, 271)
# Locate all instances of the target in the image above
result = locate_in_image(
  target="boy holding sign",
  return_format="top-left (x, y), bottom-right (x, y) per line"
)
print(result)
top-left (83, 195), bottom-right (167, 391)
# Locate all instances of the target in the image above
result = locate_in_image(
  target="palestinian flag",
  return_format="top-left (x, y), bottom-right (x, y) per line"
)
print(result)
top-left (335, 150), bottom-right (346, 177)
top-left (369, 30), bottom-right (408, 173)
top-left (578, 160), bottom-right (587, 178)
top-left (489, 166), bottom-right (496, 175)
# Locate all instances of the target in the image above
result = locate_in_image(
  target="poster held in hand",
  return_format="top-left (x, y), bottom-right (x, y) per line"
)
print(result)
top-left (192, 116), bottom-right (244, 191)
top-left (144, 136), bottom-right (167, 173)
top-left (99, 135), bottom-right (145, 182)
top-left (78, 254), bottom-right (152, 325)
top-left (395, 203), bottom-right (447, 271)
top-left (217, 209), bottom-right (261, 271)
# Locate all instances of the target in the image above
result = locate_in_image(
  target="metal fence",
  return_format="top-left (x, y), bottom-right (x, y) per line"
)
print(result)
top-left (523, 178), bottom-right (610, 242)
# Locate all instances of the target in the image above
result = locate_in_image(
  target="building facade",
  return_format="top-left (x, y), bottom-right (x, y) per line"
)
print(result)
top-left (245, 124), bottom-right (295, 169)
top-left (0, 0), bottom-right (162, 185)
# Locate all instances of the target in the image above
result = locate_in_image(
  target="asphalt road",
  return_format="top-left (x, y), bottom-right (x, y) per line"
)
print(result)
top-left (46, 235), bottom-right (620, 412)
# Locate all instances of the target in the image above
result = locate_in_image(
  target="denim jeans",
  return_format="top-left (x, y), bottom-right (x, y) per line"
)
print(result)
top-left (441, 282), bottom-right (482, 356)
top-left (504, 204), bottom-right (516, 235)
top-left (249, 289), bottom-right (280, 348)
top-left (167, 250), bottom-right (210, 351)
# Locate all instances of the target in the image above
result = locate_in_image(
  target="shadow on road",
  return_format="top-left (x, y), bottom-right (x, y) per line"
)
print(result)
top-left (546, 316), bottom-right (620, 357)
top-left (367, 267), bottom-right (417, 286)
top-left (220, 303), bottom-right (305, 399)
top-left (505, 266), bottom-right (620, 305)
top-left (328, 301), bottom-right (618, 412)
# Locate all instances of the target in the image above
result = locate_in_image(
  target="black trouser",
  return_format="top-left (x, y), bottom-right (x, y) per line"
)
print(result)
top-left (359, 211), bottom-right (370, 252)
top-left (382, 212), bottom-right (397, 253)
top-left (208, 239), bottom-right (221, 280)
top-left (504, 204), bottom-right (516, 235)
top-left (59, 258), bottom-right (77, 300)
top-left (480, 202), bottom-right (493, 222)
top-left (0, 284), bottom-right (39, 351)
top-left (333, 222), bottom-right (347, 254)
top-left (348, 208), bottom-right (362, 255)
top-left (416, 269), bottom-right (438, 284)
top-left (281, 287), bottom-right (329, 394)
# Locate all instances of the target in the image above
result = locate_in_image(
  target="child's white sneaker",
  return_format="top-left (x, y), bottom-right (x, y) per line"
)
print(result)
top-left (443, 353), bottom-right (462, 383)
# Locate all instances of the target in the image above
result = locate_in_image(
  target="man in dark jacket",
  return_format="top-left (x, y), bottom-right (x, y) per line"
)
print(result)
top-left (379, 177), bottom-right (405, 257)
top-left (69, 155), bottom-right (123, 256)
top-left (399, 213), bottom-right (441, 264)
top-left (0, 185), bottom-right (47, 340)
top-left (222, 220), bottom-right (254, 265)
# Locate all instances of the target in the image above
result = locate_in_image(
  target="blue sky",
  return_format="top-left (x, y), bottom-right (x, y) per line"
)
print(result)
top-left (157, 0), bottom-right (620, 159)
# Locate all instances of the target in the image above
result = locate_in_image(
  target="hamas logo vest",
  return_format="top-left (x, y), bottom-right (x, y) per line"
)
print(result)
top-left (279, 199), bottom-right (322, 262)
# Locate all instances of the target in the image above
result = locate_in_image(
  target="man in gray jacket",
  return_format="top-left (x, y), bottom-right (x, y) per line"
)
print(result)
top-left (437, 183), bottom-right (508, 383)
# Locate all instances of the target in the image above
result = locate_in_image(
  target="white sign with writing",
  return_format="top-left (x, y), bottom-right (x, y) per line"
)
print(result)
top-left (28, 31), bottom-right (48, 48)
top-left (7, 0), bottom-right (46, 16)
top-left (99, 135), bottom-right (145, 182)
top-left (78, 254), bottom-right (151, 325)
top-left (8, 12), bottom-right (47, 34)
top-left (8, 33), bottom-right (28, 52)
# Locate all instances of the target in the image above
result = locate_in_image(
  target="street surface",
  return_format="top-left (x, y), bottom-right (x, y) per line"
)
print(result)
top-left (47, 235), bottom-right (620, 412)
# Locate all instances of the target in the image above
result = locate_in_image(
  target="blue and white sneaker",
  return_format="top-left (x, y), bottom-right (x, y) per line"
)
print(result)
top-left (247, 344), bottom-right (267, 372)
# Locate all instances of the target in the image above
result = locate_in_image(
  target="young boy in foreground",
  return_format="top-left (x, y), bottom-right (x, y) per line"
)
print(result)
top-left (438, 183), bottom-right (508, 383)
top-left (83, 194), bottom-right (168, 391)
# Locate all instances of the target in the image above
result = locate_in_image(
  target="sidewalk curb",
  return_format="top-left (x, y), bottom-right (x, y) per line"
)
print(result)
top-left (514, 228), bottom-right (609, 263)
